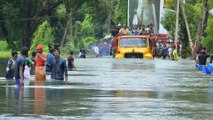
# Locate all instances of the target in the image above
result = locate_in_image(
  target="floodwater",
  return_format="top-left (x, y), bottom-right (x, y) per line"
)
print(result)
top-left (0, 57), bottom-right (213, 120)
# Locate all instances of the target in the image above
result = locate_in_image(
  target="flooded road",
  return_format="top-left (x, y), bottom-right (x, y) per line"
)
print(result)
top-left (0, 58), bottom-right (213, 120)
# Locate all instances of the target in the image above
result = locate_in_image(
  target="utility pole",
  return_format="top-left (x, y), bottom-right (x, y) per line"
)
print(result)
top-left (180, 1), bottom-right (194, 54)
top-left (174, 0), bottom-right (180, 48)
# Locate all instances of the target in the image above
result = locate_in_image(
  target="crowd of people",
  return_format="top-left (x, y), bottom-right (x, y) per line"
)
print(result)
top-left (4, 24), bottom-right (213, 85)
top-left (111, 23), bottom-right (180, 60)
top-left (5, 45), bottom-right (76, 87)
top-left (111, 23), bottom-right (155, 36)
top-left (153, 40), bottom-right (180, 61)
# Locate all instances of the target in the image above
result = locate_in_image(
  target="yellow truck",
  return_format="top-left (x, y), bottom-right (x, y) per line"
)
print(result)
top-left (113, 35), bottom-right (154, 60)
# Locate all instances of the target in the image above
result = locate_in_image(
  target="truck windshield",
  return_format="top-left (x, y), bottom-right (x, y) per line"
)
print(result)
top-left (120, 38), bottom-right (147, 47)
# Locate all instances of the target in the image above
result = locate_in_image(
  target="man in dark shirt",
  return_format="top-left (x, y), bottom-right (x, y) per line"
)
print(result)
top-left (51, 50), bottom-right (68, 81)
top-left (67, 51), bottom-right (76, 71)
top-left (111, 25), bottom-right (119, 37)
top-left (15, 47), bottom-right (28, 86)
top-left (198, 50), bottom-right (210, 65)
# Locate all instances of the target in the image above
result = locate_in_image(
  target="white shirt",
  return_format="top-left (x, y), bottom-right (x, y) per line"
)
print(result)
top-left (24, 65), bottom-right (31, 78)
top-left (94, 46), bottom-right (99, 54)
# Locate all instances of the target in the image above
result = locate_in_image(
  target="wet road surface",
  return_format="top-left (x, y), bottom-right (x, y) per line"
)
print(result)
top-left (0, 58), bottom-right (213, 120)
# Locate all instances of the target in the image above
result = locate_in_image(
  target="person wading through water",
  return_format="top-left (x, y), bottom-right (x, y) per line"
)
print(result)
top-left (67, 51), bottom-right (76, 71)
top-left (35, 45), bottom-right (47, 81)
top-left (5, 50), bottom-right (18, 79)
top-left (50, 50), bottom-right (68, 81)
top-left (15, 47), bottom-right (29, 86)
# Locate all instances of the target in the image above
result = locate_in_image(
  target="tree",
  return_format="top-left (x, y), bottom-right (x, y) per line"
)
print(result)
top-left (0, 0), bottom-right (63, 49)
top-left (201, 0), bottom-right (213, 52)
top-left (161, 0), bottom-right (213, 56)
top-left (30, 20), bottom-right (54, 52)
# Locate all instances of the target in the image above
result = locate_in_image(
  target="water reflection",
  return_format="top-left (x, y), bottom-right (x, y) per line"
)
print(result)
top-left (15, 87), bottom-right (24, 115)
top-left (208, 81), bottom-right (213, 100)
top-left (114, 90), bottom-right (157, 98)
top-left (0, 58), bottom-right (7, 77)
top-left (34, 80), bottom-right (46, 115)
top-left (0, 58), bottom-right (213, 120)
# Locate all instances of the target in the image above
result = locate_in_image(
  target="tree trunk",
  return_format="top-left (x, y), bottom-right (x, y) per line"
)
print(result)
top-left (181, 27), bottom-right (188, 59)
top-left (194, 0), bottom-right (209, 53)
top-left (61, 12), bottom-right (72, 48)
top-left (180, 1), bottom-right (194, 54)
top-left (200, 0), bottom-right (209, 36)
top-left (22, 0), bottom-right (31, 48)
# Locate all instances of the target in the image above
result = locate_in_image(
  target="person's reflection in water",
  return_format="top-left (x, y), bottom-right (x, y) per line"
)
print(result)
top-left (15, 86), bottom-right (24, 114)
top-left (34, 80), bottom-right (46, 115)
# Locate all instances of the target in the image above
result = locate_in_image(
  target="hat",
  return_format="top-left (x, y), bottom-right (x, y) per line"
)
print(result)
top-left (36, 45), bottom-right (43, 50)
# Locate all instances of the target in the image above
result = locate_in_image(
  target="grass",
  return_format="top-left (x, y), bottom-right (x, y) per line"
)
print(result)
top-left (0, 51), bottom-right (11, 58)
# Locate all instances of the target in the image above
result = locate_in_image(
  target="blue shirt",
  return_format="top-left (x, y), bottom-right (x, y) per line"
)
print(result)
top-left (162, 47), bottom-right (168, 55)
top-left (46, 53), bottom-right (54, 72)
top-left (15, 55), bottom-right (25, 79)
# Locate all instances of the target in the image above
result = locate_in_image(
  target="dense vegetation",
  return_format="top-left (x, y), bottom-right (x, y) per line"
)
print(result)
top-left (0, 0), bottom-right (212, 56)
top-left (161, 0), bottom-right (213, 57)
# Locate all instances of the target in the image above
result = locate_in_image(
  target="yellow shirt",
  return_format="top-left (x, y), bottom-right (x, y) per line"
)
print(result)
top-left (119, 28), bottom-right (129, 35)
top-left (173, 49), bottom-right (179, 61)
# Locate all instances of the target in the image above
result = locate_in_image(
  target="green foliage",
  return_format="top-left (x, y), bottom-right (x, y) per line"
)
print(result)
top-left (114, 0), bottom-right (128, 25)
top-left (60, 43), bottom-right (79, 56)
top-left (73, 14), bottom-right (96, 49)
top-left (56, 4), bottom-right (66, 18)
top-left (161, 0), bottom-right (213, 55)
top-left (0, 51), bottom-right (11, 58)
top-left (161, 12), bottom-right (176, 40)
top-left (0, 1), bottom-right (22, 49)
top-left (163, 0), bottom-right (177, 10)
top-left (73, 21), bottom-right (82, 49)
top-left (201, 17), bottom-right (213, 52)
top-left (30, 20), bottom-right (55, 52)
top-left (81, 15), bottom-right (95, 38)
top-left (82, 37), bottom-right (96, 48)
top-left (0, 40), bottom-right (9, 51)
top-left (200, 0), bottom-right (213, 52)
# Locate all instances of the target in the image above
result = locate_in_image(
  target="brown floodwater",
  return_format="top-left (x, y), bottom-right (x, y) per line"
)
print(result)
top-left (0, 58), bottom-right (213, 120)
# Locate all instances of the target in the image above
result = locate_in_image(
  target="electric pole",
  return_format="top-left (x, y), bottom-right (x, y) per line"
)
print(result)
top-left (174, 0), bottom-right (180, 48)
